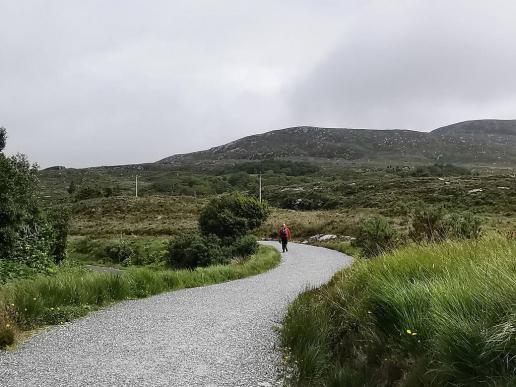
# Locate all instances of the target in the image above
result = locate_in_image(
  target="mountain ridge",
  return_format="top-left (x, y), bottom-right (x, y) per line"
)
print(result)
top-left (158, 119), bottom-right (516, 167)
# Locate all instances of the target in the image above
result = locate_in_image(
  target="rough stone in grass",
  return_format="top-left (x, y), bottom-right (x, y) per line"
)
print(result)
top-left (309, 234), bottom-right (338, 242)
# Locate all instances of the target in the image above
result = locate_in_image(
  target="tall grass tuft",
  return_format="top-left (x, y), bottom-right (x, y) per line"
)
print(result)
top-left (281, 235), bottom-right (516, 386)
top-left (0, 245), bottom-right (280, 348)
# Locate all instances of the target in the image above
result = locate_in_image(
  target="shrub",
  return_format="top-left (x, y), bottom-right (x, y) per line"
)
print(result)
top-left (165, 233), bottom-right (226, 269)
top-left (0, 260), bottom-right (40, 284)
top-left (105, 239), bottom-right (136, 265)
top-left (409, 204), bottom-right (482, 242)
top-left (230, 235), bottom-right (258, 258)
top-left (46, 206), bottom-right (71, 263)
top-left (409, 204), bottom-right (448, 242)
top-left (198, 192), bottom-right (270, 240)
top-left (353, 216), bottom-right (399, 257)
top-left (444, 211), bottom-right (482, 239)
top-left (0, 153), bottom-right (39, 259)
top-left (0, 130), bottom-right (70, 270)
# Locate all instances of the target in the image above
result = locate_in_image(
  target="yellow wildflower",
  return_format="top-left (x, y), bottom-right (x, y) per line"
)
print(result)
top-left (406, 329), bottom-right (412, 335)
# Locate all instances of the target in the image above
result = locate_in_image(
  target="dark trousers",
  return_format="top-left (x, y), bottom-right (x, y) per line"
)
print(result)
top-left (281, 238), bottom-right (288, 252)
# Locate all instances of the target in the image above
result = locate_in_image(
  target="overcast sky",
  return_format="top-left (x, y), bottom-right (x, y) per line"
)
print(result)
top-left (1, 0), bottom-right (515, 167)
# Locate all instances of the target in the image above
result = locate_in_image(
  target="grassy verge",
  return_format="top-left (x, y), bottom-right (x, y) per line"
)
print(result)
top-left (280, 236), bottom-right (516, 386)
top-left (312, 240), bottom-right (362, 258)
top-left (67, 234), bottom-right (169, 265)
top-left (0, 245), bottom-right (280, 349)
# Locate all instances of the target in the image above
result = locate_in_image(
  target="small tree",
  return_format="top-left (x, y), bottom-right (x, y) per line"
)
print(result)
top-left (198, 192), bottom-right (270, 240)
top-left (0, 152), bottom-right (40, 259)
top-left (0, 128), bottom-right (69, 266)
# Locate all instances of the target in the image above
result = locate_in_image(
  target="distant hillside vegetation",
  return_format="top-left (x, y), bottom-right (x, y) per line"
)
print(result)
top-left (159, 119), bottom-right (516, 167)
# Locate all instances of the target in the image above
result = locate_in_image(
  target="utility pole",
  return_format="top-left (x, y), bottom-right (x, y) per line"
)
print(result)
top-left (135, 175), bottom-right (139, 198)
top-left (259, 172), bottom-right (262, 203)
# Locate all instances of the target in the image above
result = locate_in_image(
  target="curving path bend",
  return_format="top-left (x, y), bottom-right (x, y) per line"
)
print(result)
top-left (0, 242), bottom-right (351, 387)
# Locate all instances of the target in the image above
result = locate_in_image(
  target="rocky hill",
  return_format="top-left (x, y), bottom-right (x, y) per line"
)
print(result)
top-left (158, 119), bottom-right (516, 167)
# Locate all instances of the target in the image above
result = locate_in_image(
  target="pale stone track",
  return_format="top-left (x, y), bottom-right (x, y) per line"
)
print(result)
top-left (0, 242), bottom-right (351, 387)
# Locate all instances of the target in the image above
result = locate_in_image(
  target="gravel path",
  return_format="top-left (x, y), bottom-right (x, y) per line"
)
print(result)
top-left (0, 242), bottom-right (351, 387)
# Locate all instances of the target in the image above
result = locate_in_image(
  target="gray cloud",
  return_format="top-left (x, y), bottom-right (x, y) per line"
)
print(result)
top-left (1, 0), bottom-right (515, 167)
top-left (288, 0), bottom-right (516, 130)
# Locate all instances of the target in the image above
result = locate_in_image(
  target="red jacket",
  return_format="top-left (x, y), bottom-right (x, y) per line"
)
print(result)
top-left (279, 226), bottom-right (292, 240)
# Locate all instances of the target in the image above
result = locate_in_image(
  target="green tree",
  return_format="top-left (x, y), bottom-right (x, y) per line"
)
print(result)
top-left (0, 128), bottom-right (70, 265)
top-left (198, 192), bottom-right (270, 240)
top-left (0, 152), bottom-right (40, 259)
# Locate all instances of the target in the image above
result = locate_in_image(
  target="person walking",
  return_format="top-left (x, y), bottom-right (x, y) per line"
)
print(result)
top-left (279, 223), bottom-right (292, 253)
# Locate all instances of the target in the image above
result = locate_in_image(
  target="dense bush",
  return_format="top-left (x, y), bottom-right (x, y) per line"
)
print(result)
top-left (409, 204), bottom-right (482, 242)
top-left (353, 216), bottom-right (399, 257)
top-left (198, 192), bottom-right (270, 240)
top-left (0, 129), bottom-right (70, 276)
top-left (166, 233), bottom-right (226, 269)
top-left (221, 159), bottom-right (319, 176)
top-left (0, 260), bottom-right (40, 284)
top-left (165, 232), bottom-right (258, 269)
top-left (10, 221), bottom-right (56, 270)
top-left (229, 235), bottom-right (258, 258)
top-left (445, 211), bottom-right (482, 239)
top-left (409, 204), bottom-right (448, 241)
top-left (105, 239), bottom-right (136, 265)
top-left (0, 153), bottom-right (39, 259)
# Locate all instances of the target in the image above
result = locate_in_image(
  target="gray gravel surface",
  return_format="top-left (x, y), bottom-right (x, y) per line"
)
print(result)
top-left (0, 242), bottom-right (351, 387)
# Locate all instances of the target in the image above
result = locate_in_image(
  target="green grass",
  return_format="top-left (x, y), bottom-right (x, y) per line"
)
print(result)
top-left (313, 240), bottom-right (362, 258)
top-left (67, 234), bottom-right (169, 265)
top-left (69, 196), bottom-right (204, 236)
top-left (40, 165), bottom-right (515, 238)
top-left (281, 236), bottom-right (516, 386)
top-left (0, 245), bottom-right (280, 349)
